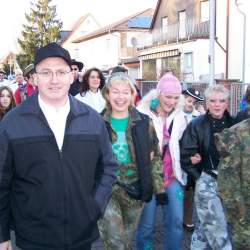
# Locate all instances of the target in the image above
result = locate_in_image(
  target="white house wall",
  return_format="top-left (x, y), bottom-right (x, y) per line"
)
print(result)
top-left (180, 40), bottom-right (225, 82)
top-left (77, 32), bottom-right (120, 70)
top-left (62, 15), bottom-right (100, 60)
top-left (140, 39), bottom-right (225, 82)
top-left (228, 1), bottom-right (250, 82)
top-left (216, 0), bottom-right (250, 82)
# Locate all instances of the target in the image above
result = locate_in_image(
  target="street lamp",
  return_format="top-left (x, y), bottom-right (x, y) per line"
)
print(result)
top-left (235, 0), bottom-right (247, 83)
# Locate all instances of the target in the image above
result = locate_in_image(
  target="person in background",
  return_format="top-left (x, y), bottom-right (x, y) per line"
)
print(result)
top-left (14, 64), bottom-right (37, 104)
top-left (181, 88), bottom-right (205, 231)
top-left (180, 85), bottom-right (234, 250)
top-left (0, 42), bottom-right (117, 250)
top-left (0, 70), bottom-right (9, 87)
top-left (136, 73), bottom-right (186, 250)
top-left (98, 72), bottom-right (167, 250)
top-left (9, 69), bottom-right (26, 93)
top-left (69, 59), bottom-right (84, 96)
top-left (110, 65), bottom-right (128, 75)
top-left (182, 88), bottom-right (205, 122)
top-left (75, 67), bottom-right (106, 113)
top-left (0, 86), bottom-right (16, 121)
top-left (134, 79), bottom-right (142, 105)
top-left (235, 85), bottom-right (250, 123)
top-left (215, 118), bottom-right (250, 250)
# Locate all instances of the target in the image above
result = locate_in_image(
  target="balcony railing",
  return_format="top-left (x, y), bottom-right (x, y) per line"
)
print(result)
top-left (137, 18), bottom-right (209, 49)
top-left (120, 47), bottom-right (139, 58)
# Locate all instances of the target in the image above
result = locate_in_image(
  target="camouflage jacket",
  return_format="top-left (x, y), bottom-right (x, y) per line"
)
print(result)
top-left (103, 107), bottom-right (165, 194)
top-left (215, 118), bottom-right (250, 249)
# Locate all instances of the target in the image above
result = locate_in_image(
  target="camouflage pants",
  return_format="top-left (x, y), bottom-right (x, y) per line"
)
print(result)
top-left (191, 172), bottom-right (232, 250)
top-left (98, 185), bottom-right (143, 250)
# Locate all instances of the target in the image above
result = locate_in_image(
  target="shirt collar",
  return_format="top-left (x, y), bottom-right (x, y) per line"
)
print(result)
top-left (38, 94), bottom-right (70, 114)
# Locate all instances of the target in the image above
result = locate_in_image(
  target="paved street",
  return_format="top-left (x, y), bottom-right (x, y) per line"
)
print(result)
top-left (12, 207), bottom-right (191, 250)
top-left (91, 207), bottom-right (192, 250)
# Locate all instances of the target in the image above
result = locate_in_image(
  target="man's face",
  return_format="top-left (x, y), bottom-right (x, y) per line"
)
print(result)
top-left (15, 72), bottom-right (24, 84)
top-left (184, 96), bottom-right (197, 113)
top-left (34, 57), bottom-right (73, 107)
top-left (206, 91), bottom-right (228, 119)
top-left (71, 64), bottom-right (79, 81)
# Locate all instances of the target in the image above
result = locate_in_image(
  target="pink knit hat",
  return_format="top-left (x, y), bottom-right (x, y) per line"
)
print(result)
top-left (156, 73), bottom-right (182, 94)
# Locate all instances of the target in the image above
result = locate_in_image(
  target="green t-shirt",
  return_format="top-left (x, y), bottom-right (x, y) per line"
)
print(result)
top-left (111, 116), bottom-right (132, 165)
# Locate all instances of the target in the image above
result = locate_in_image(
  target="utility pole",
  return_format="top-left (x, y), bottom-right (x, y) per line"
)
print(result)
top-left (209, 0), bottom-right (216, 85)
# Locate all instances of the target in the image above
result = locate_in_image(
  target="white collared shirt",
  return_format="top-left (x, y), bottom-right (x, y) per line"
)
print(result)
top-left (75, 89), bottom-right (106, 113)
top-left (38, 95), bottom-right (70, 151)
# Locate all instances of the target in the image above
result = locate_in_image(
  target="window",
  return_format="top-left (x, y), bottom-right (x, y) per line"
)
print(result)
top-left (162, 17), bottom-right (168, 33)
top-left (178, 11), bottom-right (186, 39)
top-left (126, 33), bottom-right (137, 47)
top-left (183, 52), bottom-right (193, 74)
top-left (201, 0), bottom-right (209, 22)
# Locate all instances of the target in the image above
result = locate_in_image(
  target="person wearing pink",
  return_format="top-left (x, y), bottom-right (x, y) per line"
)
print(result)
top-left (136, 74), bottom-right (186, 250)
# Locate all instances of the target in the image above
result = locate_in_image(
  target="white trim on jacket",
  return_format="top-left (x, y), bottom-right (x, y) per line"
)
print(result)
top-left (137, 104), bottom-right (186, 185)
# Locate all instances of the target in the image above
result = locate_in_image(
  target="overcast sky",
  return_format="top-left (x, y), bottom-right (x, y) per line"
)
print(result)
top-left (0, 0), bottom-right (157, 59)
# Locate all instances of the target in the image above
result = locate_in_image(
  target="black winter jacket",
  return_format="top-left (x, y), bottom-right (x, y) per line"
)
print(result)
top-left (235, 108), bottom-right (250, 124)
top-left (180, 111), bottom-right (234, 180)
top-left (0, 93), bottom-right (117, 250)
top-left (104, 108), bottom-right (154, 202)
top-left (69, 79), bottom-right (81, 96)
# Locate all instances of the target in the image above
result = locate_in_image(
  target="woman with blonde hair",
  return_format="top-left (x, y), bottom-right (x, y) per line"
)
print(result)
top-left (98, 72), bottom-right (167, 250)
top-left (136, 73), bottom-right (186, 250)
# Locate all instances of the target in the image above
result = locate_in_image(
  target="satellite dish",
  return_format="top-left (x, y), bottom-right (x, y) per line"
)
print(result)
top-left (131, 37), bottom-right (137, 47)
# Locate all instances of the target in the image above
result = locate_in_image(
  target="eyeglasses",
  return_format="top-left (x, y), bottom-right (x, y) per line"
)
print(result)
top-left (36, 70), bottom-right (71, 80)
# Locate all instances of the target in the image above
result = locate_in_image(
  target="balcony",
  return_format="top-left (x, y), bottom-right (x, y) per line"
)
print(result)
top-left (137, 18), bottom-right (209, 49)
top-left (120, 47), bottom-right (139, 59)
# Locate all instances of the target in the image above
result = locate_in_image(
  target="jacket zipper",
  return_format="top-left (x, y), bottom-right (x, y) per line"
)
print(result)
top-left (39, 111), bottom-right (73, 249)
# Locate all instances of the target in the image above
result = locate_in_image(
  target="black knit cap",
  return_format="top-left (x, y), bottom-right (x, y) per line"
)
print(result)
top-left (34, 42), bottom-right (71, 67)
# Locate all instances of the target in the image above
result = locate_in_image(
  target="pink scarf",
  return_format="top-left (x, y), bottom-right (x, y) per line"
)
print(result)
top-left (162, 121), bottom-right (175, 188)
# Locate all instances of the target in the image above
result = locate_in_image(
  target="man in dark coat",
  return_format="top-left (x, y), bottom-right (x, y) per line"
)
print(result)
top-left (0, 43), bottom-right (117, 250)
top-left (69, 59), bottom-right (84, 96)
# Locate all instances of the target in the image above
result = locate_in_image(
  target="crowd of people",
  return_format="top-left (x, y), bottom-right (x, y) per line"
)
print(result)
top-left (0, 42), bottom-right (249, 250)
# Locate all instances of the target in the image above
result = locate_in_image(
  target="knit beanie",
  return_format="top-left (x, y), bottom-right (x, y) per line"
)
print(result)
top-left (156, 73), bottom-right (182, 94)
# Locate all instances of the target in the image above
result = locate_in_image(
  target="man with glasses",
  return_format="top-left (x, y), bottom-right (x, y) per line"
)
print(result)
top-left (69, 59), bottom-right (84, 96)
top-left (0, 42), bottom-right (117, 250)
top-left (180, 85), bottom-right (234, 250)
